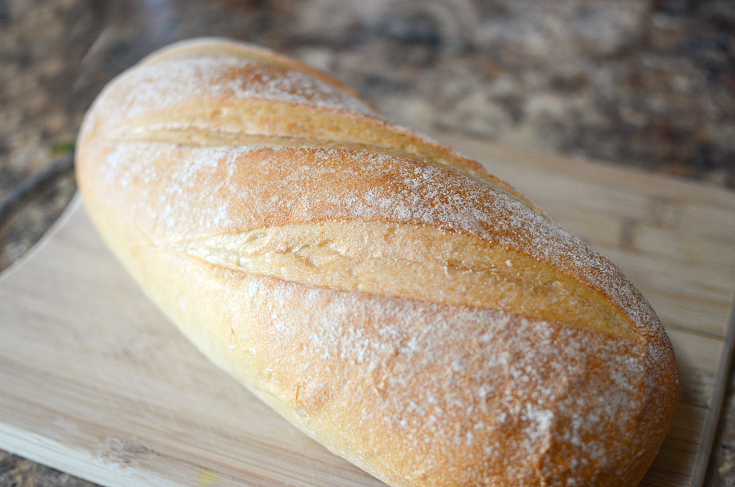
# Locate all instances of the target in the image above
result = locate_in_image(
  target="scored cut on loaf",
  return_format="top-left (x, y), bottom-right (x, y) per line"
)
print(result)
top-left (75, 37), bottom-right (679, 487)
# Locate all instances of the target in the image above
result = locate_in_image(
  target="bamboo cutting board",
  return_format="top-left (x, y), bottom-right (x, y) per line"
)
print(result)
top-left (1, 134), bottom-right (734, 487)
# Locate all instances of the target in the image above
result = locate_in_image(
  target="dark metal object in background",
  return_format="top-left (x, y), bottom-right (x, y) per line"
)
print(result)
top-left (0, 154), bottom-right (75, 272)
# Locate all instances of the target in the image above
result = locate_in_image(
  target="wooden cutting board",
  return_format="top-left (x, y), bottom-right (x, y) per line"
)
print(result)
top-left (1, 133), bottom-right (734, 487)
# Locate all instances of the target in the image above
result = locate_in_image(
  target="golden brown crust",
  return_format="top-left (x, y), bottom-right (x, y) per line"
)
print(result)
top-left (76, 38), bottom-right (678, 487)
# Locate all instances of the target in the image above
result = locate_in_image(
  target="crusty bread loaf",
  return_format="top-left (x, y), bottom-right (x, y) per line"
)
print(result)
top-left (75, 37), bottom-right (678, 487)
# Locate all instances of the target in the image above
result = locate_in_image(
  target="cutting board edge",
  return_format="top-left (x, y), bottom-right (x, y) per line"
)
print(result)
top-left (0, 419), bottom-right (176, 487)
top-left (692, 299), bottom-right (735, 487)
top-left (0, 192), bottom-right (82, 285)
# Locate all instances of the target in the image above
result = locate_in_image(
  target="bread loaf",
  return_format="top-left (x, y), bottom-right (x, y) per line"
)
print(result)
top-left (75, 37), bottom-right (678, 487)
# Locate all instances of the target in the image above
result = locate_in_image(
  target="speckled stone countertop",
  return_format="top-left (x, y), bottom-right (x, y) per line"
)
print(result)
top-left (1, 0), bottom-right (734, 485)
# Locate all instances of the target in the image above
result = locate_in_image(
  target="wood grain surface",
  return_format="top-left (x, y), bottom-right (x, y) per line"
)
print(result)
top-left (1, 134), bottom-right (734, 487)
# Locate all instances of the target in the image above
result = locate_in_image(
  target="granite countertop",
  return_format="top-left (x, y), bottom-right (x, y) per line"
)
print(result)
top-left (1, 0), bottom-right (734, 485)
